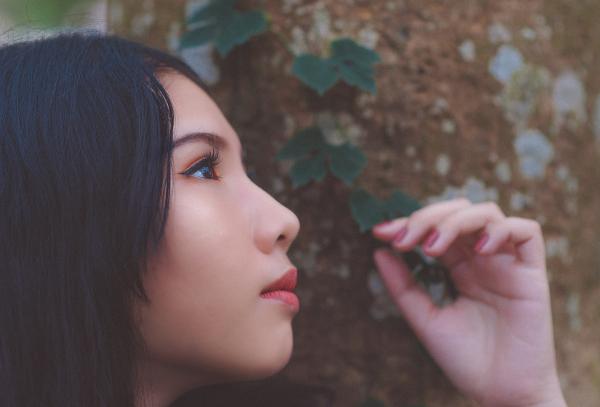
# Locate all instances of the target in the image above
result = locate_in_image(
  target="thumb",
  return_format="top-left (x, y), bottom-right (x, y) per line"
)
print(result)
top-left (373, 248), bottom-right (439, 337)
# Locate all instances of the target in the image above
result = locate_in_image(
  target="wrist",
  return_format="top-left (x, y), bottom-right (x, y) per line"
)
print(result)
top-left (520, 398), bottom-right (567, 407)
top-left (520, 377), bottom-right (567, 407)
top-left (481, 396), bottom-right (567, 407)
top-left (479, 378), bottom-right (567, 407)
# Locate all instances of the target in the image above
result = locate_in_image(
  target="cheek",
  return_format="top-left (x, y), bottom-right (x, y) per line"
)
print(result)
top-left (142, 186), bottom-right (251, 337)
top-left (136, 184), bottom-right (293, 379)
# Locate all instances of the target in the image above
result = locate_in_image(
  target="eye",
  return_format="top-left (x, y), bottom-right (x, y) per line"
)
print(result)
top-left (181, 148), bottom-right (222, 180)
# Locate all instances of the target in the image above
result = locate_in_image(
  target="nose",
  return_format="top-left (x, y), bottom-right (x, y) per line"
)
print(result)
top-left (250, 180), bottom-right (300, 255)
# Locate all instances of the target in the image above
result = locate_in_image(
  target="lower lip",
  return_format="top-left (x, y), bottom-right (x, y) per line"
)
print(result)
top-left (260, 290), bottom-right (300, 313)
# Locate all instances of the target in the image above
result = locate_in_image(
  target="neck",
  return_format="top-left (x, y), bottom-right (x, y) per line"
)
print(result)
top-left (134, 357), bottom-right (236, 407)
top-left (134, 358), bottom-right (200, 407)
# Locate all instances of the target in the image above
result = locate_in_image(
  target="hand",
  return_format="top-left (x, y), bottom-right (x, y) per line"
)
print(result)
top-left (371, 199), bottom-right (567, 407)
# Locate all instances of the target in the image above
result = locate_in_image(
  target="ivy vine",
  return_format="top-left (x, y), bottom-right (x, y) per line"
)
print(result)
top-left (292, 38), bottom-right (381, 95)
top-left (178, 0), bottom-right (457, 306)
top-left (179, 0), bottom-right (268, 56)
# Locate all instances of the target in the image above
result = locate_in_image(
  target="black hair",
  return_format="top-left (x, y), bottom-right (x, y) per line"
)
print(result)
top-left (0, 29), bottom-right (336, 407)
top-left (0, 29), bottom-right (209, 407)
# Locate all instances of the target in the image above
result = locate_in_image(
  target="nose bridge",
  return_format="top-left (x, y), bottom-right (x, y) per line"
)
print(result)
top-left (248, 178), bottom-right (300, 254)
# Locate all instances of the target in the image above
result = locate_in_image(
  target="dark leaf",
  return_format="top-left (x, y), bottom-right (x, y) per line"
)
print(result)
top-left (276, 127), bottom-right (327, 160)
top-left (330, 38), bottom-right (380, 93)
top-left (181, 0), bottom-right (267, 54)
top-left (384, 190), bottom-right (423, 218)
top-left (330, 38), bottom-right (381, 66)
top-left (291, 55), bottom-right (339, 95)
top-left (179, 24), bottom-right (218, 49)
top-left (349, 189), bottom-right (386, 232)
top-left (289, 153), bottom-right (327, 188)
top-left (215, 10), bottom-right (268, 56)
top-left (327, 143), bottom-right (367, 185)
top-left (186, 0), bottom-right (238, 26)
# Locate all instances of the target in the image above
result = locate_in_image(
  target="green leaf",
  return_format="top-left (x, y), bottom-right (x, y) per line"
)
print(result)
top-left (276, 127), bottom-right (327, 160)
top-left (384, 190), bottom-right (423, 217)
top-left (179, 24), bottom-right (218, 49)
top-left (291, 38), bottom-right (380, 95)
top-left (215, 10), bottom-right (268, 56)
top-left (349, 189), bottom-right (386, 233)
top-left (336, 62), bottom-right (377, 94)
top-left (291, 55), bottom-right (339, 95)
top-left (187, 0), bottom-right (238, 26)
top-left (349, 189), bottom-right (422, 233)
top-left (330, 38), bottom-right (381, 66)
top-left (330, 38), bottom-right (381, 94)
top-left (289, 154), bottom-right (327, 188)
top-left (180, 0), bottom-right (267, 55)
top-left (327, 143), bottom-right (367, 185)
top-left (278, 127), bottom-right (367, 188)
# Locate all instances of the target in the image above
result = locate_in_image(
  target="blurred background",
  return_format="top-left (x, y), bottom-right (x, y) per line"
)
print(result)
top-left (1, 0), bottom-right (599, 406)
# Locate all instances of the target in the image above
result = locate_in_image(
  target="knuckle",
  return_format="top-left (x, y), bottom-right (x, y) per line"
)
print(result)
top-left (407, 210), bottom-right (428, 228)
top-left (439, 215), bottom-right (459, 231)
top-left (479, 201), bottom-right (503, 216)
top-left (508, 217), bottom-right (542, 232)
top-left (527, 219), bottom-right (543, 233)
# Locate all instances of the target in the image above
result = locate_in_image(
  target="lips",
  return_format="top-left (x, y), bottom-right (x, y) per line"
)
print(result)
top-left (261, 267), bottom-right (298, 294)
top-left (260, 267), bottom-right (299, 312)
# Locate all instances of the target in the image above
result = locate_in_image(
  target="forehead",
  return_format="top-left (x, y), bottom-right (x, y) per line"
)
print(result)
top-left (157, 71), bottom-right (239, 146)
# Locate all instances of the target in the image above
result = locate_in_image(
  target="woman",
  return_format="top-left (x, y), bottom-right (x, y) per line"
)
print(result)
top-left (0, 31), bottom-right (567, 407)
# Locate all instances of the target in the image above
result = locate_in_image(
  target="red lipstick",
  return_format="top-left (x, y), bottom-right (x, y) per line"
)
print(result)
top-left (260, 268), bottom-right (299, 312)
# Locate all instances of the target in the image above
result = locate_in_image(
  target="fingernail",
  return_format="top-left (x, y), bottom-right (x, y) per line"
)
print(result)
top-left (424, 230), bottom-right (440, 249)
top-left (392, 226), bottom-right (408, 243)
top-left (474, 234), bottom-right (489, 252)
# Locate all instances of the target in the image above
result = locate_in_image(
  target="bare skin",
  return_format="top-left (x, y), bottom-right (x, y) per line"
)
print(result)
top-left (133, 71), bottom-right (301, 407)
top-left (132, 71), bottom-right (566, 407)
top-left (372, 200), bottom-right (568, 407)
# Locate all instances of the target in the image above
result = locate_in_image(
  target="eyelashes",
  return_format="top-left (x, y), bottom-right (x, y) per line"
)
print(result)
top-left (181, 148), bottom-right (222, 180)
top-left (179, 148), bottom-right (259, 183)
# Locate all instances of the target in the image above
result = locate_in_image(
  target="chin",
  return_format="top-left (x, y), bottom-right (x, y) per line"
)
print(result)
top-left (262, 340), bottom-right (294, 380)
top-left (239, 329), bottom-right (295, 382)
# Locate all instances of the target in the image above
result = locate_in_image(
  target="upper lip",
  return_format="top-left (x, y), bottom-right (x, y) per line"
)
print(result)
top-left (261, 267), bottom-right (298, 294)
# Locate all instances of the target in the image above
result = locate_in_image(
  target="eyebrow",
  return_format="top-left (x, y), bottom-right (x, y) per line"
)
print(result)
top-left (172, 131), bottom-right (244, 162)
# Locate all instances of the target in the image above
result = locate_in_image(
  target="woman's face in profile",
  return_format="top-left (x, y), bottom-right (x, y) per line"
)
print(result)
top-left (134, 71), bottom-right (301, 388)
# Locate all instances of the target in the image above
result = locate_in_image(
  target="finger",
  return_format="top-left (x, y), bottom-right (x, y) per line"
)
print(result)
top-left (373, 248), bottom-right (439, 336)
top-left (423, 202), bottom-right (505, 258)
top-left (475, 217), bottom-right (545, 269)
top-left (372, 198), bottom-right (471, 243)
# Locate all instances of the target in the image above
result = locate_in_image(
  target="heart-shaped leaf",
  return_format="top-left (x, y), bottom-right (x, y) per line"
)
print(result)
top-left (290, 153), bottom-right (327, 188)
top-left (327, 143), bottom-right (367, 186)
top-left (277, 127), bottom-right (367, 187)
top-left (186, 0), bottom-right (238, 26)
top-left (349, 188), bottom-right (422, 232)
top-left (276, 127), bottom-right (327, 160)
top-left (383, 190), bottom-right (422, 218)
top-left (215, 10), bottom-right (268, 56)
top-left (330, 38), bottom-right (380, 94)
top-left (291, 38), bottom-right (380, 95)
top-left (291, 55), bottom-right (338, 95)
top-left (180, 0), bottom-right (267, 56)
top-left (179, 24), bottom-right (218, 49)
